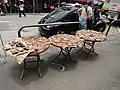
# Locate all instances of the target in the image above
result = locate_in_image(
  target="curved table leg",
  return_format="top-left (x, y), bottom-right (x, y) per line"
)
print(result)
top-left (20, 59), bottom-right (26, 80)
top-left (75, 41), bottom-right (85, 54)
top-left (37, 55), bottom-right (42, 78)
top-left (52, 62), bottom-right (65, 72)
top-left (52, 47), bottom-right (66, 71)
top-left (51, 47), bottom-right (77, 71)
top-left (64, 47), bottom-right (77, 63)
top-left (52, 48), bottom-right (62, 62)
top-left (75, 40), bottom-right (98, 60)
top-left (20, 69), bottom-right (25, 80)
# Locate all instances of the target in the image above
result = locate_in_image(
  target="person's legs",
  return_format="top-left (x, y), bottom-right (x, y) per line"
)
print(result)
top-left (22, 11), bottom-right (26, 17)
top-left (19, 10), bottom-right (21, 17)
top-left (79, 18), bottom-right (87, 29)
top-left (87, 18), bottom-right (92, 29)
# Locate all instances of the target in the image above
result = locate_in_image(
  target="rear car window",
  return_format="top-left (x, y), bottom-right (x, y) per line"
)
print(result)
top-left (45, 11), bottom-right (68, 23)
top-left (48, 9), bottom-right (63, 17)
top-left (48, 7), bottom-right (72, 17)
top-left (45, 7), bottom-right (73, 23)
top-left (62, 11), bottom-right (78, 22)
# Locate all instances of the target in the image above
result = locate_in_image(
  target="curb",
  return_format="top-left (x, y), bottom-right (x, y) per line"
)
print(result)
top-left (5, 13), bottom-right (48, 16)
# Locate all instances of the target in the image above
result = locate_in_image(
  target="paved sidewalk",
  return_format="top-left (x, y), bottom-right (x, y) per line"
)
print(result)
top-left (0, 15), bottom-right (120, 90)
top-left (0, 32), bottom-right (120, 90)
top-left (7, 13), bottom-right (48, 15)
top-left (0, 13), bottom-right (47, 31)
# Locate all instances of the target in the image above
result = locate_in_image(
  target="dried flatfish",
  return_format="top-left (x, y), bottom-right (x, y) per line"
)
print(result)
top-left (76, 30), bottom-right (106, 42)
top-left (49, 34), bottom-right (83, 48)
top-left (10, 48), bottom-right (19, 54)
top-left (16, 51), bottom-right (28, 56)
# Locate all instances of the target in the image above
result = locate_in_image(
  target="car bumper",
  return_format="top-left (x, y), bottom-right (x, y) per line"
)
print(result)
top-left (38, 27), bottom-right (52, 38)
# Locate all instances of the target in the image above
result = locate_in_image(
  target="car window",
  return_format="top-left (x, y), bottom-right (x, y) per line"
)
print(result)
top-left (44, 7), bottom-right (78, 23)
top-left (48, 8), bottom-right (63, 17)
top-left (45, 7), bottom-right (74, 23)
top-left (62, 11), bottom-right (78, 22)
top-left (45, 11), bottom-right (68, 23)
top-left (48, 7), bottom-right (72, 17)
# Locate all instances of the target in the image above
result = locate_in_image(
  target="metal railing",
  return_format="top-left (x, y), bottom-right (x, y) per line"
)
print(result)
top-left (18, 19), bottom-right (120, 37)
top-left (18, 22), bottom-right (79, 37)
top-left (0, 34), bottom-right (7, 61)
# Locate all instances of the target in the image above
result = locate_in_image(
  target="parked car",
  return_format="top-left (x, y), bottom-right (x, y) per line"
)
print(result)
top-left (38, 3), bottom-right (106, 38)
top-left (38, 4), bottom-right (81, 38)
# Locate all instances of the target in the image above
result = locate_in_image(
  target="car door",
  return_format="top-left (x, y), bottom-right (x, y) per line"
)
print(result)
top-left (61, 10), bottom-right (79, 34)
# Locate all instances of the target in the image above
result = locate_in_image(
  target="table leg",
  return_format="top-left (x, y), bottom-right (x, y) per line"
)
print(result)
top-left (75, 40), bottom-right (98, 60)
top-left (75, 42), bottom-right (85, 54)
top-left (84, 41), bottom-right (98, 60)
top-left (20, 54), bottom-right (43, 79)
top-left (52, 48), bottom-right (62, 62)
top-left (64, 47), bottom-right (77, 63)
top-left (20, 69), bottom-right (25, 79)
top-left (20, 59), bottom-right (26, 79)
top-left (52, 47), bottom-right (66, 71)
top-left (52, 62), bottom-right (65, 72)
top-left (37, 55), bottom-right (42, 78)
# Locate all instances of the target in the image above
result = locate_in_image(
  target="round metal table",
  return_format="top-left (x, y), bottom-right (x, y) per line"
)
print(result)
top-left (49, 34), bottom-right (83, 71)
top-left (75, 29), bottom-right (107, 59)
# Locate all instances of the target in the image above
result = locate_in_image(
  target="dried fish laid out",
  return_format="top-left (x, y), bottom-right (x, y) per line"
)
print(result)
top-left (4, 38), bottom-right (31, 64)
top-left (5, 38), bottom-right (29, 54)
top-left (21, 36), bottom-right (50, 53)
top-left (76, 29), bottom-right (107, 42)
top-left (4, 36), bottom-right (50, 64)
top-left (49, 34), bottom-right (84, 48)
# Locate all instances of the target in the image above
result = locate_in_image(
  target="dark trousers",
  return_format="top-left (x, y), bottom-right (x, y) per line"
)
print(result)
top-left (19, 10), bottom-right (26, 17)
top-left (87, 18), bottom-right (92, 29)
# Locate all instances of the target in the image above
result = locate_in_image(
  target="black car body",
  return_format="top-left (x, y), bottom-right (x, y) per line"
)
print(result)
top-left (38, 3), bottom-right (106, 38)
top-left (38, 4), bottom-right (81, 38)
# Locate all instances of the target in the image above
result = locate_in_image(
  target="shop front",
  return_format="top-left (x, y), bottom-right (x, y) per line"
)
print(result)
top-left (7, 0), bottom-right (73, 13)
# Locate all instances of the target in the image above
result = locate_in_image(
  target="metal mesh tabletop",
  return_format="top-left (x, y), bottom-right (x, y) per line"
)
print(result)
top-left (49, 34), bottom-right (83, 48)
top-left (5, 36), bottom-right (50, 64)
top-left (76, 30), bottom-right (107, 42)
top-left (21, 36), bottom-right (50, 54)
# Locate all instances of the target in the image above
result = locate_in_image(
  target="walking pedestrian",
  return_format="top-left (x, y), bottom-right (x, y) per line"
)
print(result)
top-left (44, 3), bottom-right (48, 13)
top-left (18, 2), bottom-right (26, 17)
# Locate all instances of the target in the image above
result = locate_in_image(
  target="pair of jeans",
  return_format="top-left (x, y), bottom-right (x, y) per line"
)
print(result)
top-left (79, 18), bottom-right (87, 29)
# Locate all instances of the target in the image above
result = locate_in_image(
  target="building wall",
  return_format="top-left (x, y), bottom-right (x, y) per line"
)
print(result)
top-left (7, 0), bottom-right (72, 13)
top-left (0, 0), bottom-right (2, 3)
top-left (7, 0), bottom-right (42, 13)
